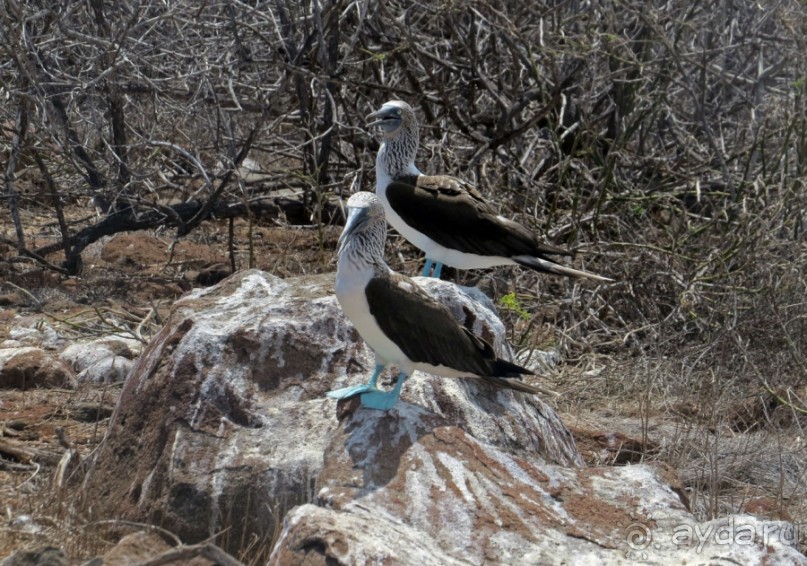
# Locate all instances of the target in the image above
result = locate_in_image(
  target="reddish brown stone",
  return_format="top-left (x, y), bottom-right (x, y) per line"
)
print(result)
top-left (0, 348), bottom-right (76, 389)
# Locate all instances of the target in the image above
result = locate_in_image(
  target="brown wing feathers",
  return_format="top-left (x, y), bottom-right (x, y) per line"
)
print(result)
top-left (364, 274), bottom-right (532, 380)
top-left (385, 174), bottom-right (572, 260)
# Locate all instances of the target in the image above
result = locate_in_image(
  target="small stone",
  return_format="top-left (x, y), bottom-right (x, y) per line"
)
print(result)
top-left (196, 262), bottom-right (232, 286)
top-left (0, 347), bottom-right (76, 389)
top-left (1, 546), bottom-right (67, 566)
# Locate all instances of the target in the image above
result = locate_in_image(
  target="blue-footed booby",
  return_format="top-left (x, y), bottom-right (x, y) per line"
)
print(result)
top-left (328, 192), bottom-right (541, 410)
top-left (366, 100), bottom-right (611, 281)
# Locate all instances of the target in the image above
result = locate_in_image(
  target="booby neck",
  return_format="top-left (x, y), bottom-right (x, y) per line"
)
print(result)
top-left (375, 125), bottom-right (421, 192)
top-left (337, 231), bottom-right (387, 280)
top-left (336, 194), bottom-right (390, 288)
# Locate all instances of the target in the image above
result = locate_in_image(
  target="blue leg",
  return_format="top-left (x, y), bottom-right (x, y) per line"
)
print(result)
top-left (368, 364), bottom-right (382, 388)
top-left (421, 258), bottom-right (434, 277)
top-left (432, 262), bottom-right (444, 278)
top-left (327, 364), bottom-right (384, 400)
top-left (360, 372), bottom-right (407, 410)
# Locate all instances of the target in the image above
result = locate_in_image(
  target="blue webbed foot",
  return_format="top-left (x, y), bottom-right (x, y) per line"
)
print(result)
top-left (327, 383), bottom-right (380, 400)
top-left (360, 389), bottom-right (400, 410)
top-left (327, 364), bottom-right (384, 400)
top-left (359, 372), bottom-right (407, 410)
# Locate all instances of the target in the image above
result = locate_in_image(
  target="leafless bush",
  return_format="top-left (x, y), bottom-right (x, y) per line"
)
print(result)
top-left (2, 0), bottom-right (806, 557)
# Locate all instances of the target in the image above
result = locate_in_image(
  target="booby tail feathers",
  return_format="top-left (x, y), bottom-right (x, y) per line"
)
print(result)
top-left (513, 255), bottom-right (613, 282)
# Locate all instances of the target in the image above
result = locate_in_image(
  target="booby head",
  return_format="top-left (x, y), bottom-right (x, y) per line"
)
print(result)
top-left (367, 100), bottom-right (421, 181)
top-left (366, 100), bottom-right (416, 136)
top-left (337, 192), bottom-right (387, 256)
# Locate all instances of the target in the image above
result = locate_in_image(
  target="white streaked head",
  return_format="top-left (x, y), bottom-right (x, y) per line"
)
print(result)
top-left (337, 192), bottom-right (387, 258)
top-left (367, 100), bottom-right (420, 179)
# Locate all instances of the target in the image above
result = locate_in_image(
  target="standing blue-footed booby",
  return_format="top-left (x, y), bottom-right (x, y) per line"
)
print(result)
top-left (366, 100), bottom-right (611, 282)
top-left (328, 192), bottom-right (541, 410)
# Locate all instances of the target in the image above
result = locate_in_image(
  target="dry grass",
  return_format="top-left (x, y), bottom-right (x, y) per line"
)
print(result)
top-left (553, 352), bottom-right (807, 552)
top-left (0, 386), bottom-right (119, 560)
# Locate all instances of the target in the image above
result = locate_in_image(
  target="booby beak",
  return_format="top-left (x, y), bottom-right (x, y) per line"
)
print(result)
top-left (337, 205), bottom-right (371, 255)
top-left (366, 105), bottom-right (402, 131)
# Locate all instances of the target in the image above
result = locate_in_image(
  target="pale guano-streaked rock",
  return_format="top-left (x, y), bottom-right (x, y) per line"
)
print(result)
top-left (1, 316), bottom-right (65, 350)
top-left (273, 403), bottom-right (804, 564)
top-left (81, 269), bottom-right (579, 551)
top-left (59, 337), bottom-right (141, 383)
top-left (81, 269), bottom-right (804, 564)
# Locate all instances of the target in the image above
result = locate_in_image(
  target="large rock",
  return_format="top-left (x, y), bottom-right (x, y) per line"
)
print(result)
top-left (273, 407), bottom-right (803, 564)
top-left (82, 270), bottom-right (805, 564)
top-left (82, 270), bottom-right (579, 548)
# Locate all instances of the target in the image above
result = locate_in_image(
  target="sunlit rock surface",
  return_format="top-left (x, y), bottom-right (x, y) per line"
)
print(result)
top-left (80, 270), bottom-right (803, 564)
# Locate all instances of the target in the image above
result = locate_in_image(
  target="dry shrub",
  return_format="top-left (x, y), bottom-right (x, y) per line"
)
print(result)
top-left (1, 0), bottom-right (806, 559)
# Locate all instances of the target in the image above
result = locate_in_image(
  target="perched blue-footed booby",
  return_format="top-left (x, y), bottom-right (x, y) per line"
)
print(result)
top-left (366, 100), bottom-right (612, 282)
top-left (328, 192), bottom-right (541, 410)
